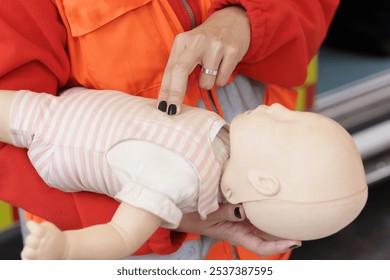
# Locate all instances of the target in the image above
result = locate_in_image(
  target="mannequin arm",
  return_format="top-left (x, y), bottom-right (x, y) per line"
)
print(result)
top-left (22, 202), bottom-right (163, 260)
top-left (0, 90), bottom-right (16, 143)
top-left (64, 203), bottom-right (163, 259)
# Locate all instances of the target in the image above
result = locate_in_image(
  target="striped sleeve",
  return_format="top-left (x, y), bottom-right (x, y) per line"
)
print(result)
top-left (9, 90), bottom-right (56, 149)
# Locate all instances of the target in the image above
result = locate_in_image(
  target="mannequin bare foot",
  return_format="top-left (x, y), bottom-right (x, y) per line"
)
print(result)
top-left (21, 221), bottom-right (67, 260)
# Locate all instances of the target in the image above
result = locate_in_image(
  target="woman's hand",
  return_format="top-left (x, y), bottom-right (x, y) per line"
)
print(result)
top-left (177, 204), bottom-right (302, 257)
top-left (158, 6), bottom-right (251, 115)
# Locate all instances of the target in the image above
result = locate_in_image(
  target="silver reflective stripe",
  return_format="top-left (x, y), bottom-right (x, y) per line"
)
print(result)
top-left (198, 75), bottom-right (265, 123)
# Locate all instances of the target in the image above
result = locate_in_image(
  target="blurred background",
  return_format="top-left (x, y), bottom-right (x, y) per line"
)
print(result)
top-left (292, 0), bottom-right (390, 259)
top-left (1, 0), bottom-right (389, 260)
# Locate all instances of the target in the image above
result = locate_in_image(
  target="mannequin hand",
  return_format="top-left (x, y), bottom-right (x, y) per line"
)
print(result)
top-left (21, 221), bottom-right (67, 260)
top-left (177, 204), bottom-right (302, 257)
top-left (158, 6), bottom-right (250, 115)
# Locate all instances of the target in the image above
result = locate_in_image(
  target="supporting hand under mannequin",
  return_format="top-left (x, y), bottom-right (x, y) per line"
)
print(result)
top-left (178, 204), bottom-right (300, 257)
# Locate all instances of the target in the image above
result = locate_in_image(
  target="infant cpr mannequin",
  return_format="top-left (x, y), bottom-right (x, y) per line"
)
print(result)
top-left (0, 88), bottom-right (368, 259)
top-left (221, 104), bottom-right (368, 240)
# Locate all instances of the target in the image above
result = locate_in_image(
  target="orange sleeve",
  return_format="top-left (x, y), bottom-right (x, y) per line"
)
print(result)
top-left (209, 0), bottom-right (339, 86)
top-left (0, 0), bottom-right (76, 227)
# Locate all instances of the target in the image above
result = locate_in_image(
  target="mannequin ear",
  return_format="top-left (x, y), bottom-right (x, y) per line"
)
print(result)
top-left (247, 169), bottom-right (280, 196)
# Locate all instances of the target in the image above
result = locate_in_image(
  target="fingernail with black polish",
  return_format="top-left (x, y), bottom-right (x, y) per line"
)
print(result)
top-left (158, 101), bottom-right (167, 112)
top-left (234, 207), bottom-right (242, 219)
top-left (168, 104), bottom-right (177, 115)
top-left (289, 244), bottom-right (301, 250)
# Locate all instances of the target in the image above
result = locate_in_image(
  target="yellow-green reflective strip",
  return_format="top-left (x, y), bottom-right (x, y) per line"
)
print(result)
top-left (294, 55), bottom-right (318, 111)
top-left (0, 201), bottom-right (13, 230)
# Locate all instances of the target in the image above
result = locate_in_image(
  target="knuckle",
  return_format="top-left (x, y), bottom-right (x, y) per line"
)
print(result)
top-left (159, 85), bottom-right (170, 96)
top-left (193, 32), bottom-right (207, 44)
top-left (211, 39), bottom-right (224, 52)
top-left (225, 45), bottom-right (241, 60)
top-left (168, 90), bottom-right (184, 100)
top-left (173, 33), bottom-right (186, 44)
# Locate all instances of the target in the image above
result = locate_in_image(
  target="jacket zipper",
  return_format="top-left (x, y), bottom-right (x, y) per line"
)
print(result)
top-left (207, 90), bottom-right (218, 114)
top-left (180, 0), bottom-right (196, 29)
top-left (179, 1), bottom-right (218, 114)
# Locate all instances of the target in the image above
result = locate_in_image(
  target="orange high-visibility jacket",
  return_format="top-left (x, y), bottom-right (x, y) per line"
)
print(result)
top-left (56, 0), bottom-right (339, 111)
top-left (0, 0), bottom-right (339, 257)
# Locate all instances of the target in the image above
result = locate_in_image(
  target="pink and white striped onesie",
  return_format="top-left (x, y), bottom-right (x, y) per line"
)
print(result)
top-left (9, 88), bottom-right (229, 228)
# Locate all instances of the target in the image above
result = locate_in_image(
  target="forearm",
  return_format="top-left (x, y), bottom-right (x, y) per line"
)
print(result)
top-left (0, 90), bottom-right (17, 143)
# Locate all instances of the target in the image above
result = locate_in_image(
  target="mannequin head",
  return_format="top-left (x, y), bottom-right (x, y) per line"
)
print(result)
top-left (221, 103), bottom-right (368, 240)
